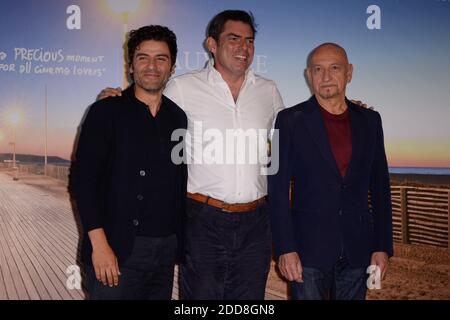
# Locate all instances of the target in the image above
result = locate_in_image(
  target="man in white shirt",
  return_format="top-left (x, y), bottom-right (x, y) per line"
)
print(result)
top-left (99, 10), bottom-right (284, 299)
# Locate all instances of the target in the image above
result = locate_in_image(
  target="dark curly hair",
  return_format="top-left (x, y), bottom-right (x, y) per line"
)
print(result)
top-left (207, 10), bottom-right (257, 43)
top-left (127, 25), bottom-right (177, 71)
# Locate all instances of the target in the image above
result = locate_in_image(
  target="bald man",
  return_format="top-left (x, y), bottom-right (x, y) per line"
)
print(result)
top-left (268, 43), bottom-right (393, 300)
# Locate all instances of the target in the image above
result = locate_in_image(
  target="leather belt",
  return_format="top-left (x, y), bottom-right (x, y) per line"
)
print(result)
top-left (187, 192), bottom-right (266, 213)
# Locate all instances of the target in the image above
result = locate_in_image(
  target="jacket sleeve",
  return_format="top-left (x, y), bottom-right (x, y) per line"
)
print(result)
top-left (369, 112), bottom-right (394, 257)
top-left (70, 101), bottom-right (113, 233)
top-left (268, 110), bottom-right (297, 257)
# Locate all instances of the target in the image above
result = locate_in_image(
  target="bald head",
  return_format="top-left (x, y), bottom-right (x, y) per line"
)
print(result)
top-left (307, 43), bottom-right (349, 68)
top-left (306, 42), bottom-right (353, 102)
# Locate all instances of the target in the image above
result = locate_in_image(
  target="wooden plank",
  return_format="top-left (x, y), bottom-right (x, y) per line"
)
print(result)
top-left (408, 212), bottom-right (448, 223)
top-left (408, 225), bottom-right (447, 238)
top-left (408, 218), bottom-right (448, 230)
top-left (0, 173), bottom-right (83, 300)
top-left (408, 232), bottom-right (448, 244)
top-left (408, 200), bottom-right (447, 209)
top-left (448, 191), bottom-right (450, 249)
top-left (32, 218), bottom-right (80, 259)
top-left (407, 195), bottom-right (448, 203)
top-left (0, 187), bottom-right (63, 300)
top-left (0, 191), bottom-right (33, 300)
top-left (0, 222), bottom-right (28, 299)
top-left (16, 191), bottom-right (80, 240)
top-left (403, 186), bottom-right (449, 193)
top-left (407, 204), bottom-right (448, 214)
top-left (0, 222), bottom-right (14, 299)
top-left (409, 237), bottom-right (447, 247)
top-left (6, 217), bottom-right (62, 300)
top-left (409, 238), bottom-right (446, 247)
top-left (0, 215), bottom-right (46, 300)
top-left (6, 201), bottom-right (77, 300)
top-left (25, 220), bottom-right (84, 300)
top-left (408, 209), bottom-right (448, 219)
top-left (9, 186), bottom-right (82, 257)
top-left (401, 188), bottom-right (409, 244)
top-left (14, 211), bottom-right (83, 300)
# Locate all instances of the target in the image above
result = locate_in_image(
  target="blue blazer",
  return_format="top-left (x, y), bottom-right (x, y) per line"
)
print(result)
top-left (268, 96), bottom-right (393, 270)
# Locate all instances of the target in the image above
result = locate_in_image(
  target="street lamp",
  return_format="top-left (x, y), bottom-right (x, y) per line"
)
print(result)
top-left (106, 0), bottom-right (142, 88)
top-left (8, 111), bottom-right (20, 180)
top-left (0, 129), bottom-right (4, 165)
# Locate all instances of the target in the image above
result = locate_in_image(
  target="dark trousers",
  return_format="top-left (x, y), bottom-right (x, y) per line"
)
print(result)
top-left (291, 256), bottom-right (368, 300)
top-left (180, 198), bottom-right (272, 300)
top-left (86, 234), bottom-right (177, 300)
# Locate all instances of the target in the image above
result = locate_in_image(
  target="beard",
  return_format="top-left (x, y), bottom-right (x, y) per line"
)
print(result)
top-left (135, 74), bottom-right (169, 93)
top-left (318, 85), bottom-right (339, 99)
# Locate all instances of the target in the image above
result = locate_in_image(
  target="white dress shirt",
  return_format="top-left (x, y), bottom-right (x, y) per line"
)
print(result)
top-left (164, 60), bottom-right (284, 203)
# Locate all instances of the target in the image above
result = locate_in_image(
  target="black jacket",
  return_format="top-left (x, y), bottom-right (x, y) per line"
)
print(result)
top-left (71, 86), bottom-right (187, 266)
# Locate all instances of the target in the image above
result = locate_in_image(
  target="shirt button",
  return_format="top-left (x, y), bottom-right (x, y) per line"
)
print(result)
top-left (132, 219), bottom-right (139, 226)
top-left (139, 170), bottom-right (146, 177)
top-left (137, 194), bottom-right (144, 201)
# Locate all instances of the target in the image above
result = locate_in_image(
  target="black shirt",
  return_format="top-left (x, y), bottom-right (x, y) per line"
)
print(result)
top-left (124, 87), bottom-right (180, 236)
top-left (72, 84), bottom-right (187, 265)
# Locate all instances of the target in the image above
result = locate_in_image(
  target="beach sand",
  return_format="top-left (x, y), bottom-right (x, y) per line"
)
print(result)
top-left (367, 243), bottom-right (450, 300)
top-left (390, 173), bottom-right (450, 187)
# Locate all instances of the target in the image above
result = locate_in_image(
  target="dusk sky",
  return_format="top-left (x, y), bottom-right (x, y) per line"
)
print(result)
top-left (0, 0), bottom-right (449, 167)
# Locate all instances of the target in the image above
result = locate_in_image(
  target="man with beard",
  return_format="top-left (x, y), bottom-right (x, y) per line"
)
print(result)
top-left (269, 43), bottom-right (393, 300)
top-left (71, 25), bottom-right (187, 299)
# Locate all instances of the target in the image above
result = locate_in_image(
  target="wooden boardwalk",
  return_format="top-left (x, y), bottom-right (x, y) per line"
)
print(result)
top-left (0, 171), bottom-right (85, 300)
top-left (0, 170), bottom-right (288, 300)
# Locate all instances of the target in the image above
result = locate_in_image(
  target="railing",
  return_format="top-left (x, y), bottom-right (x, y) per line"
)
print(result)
top-left (45, 164), bottom-right (70, 182)
top-left (0, 163), bottom-right (70, 182)
top-left (391, 185), bottom-right (450, 248)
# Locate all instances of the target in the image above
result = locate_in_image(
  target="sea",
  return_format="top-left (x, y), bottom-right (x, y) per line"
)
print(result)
top-left (389, 167), bottom-right (450, 175)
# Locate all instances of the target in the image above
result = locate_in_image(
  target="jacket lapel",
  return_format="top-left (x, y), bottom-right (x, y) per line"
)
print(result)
top-left (302, 96), bottom-right (341, 179)
top-left (344, 101), bottom-right (366, 182)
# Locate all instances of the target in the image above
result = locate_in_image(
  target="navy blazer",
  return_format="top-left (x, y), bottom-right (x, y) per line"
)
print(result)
top-left (71, 87), bottom-right (187, 266)
top-left (268, 96), bottom-right (393, 270)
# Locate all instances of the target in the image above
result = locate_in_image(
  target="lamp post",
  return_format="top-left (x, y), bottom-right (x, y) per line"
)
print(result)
top-left (106, 0), bottom-right (142, 88)
top-left (44, 84), bottom-right (48, 176)
top-left (8, 111), bottom-right (20, 180)
top-left (0, 130), bottom-right (4, 168)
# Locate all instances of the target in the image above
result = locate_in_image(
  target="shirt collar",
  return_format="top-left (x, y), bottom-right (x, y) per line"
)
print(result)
top-left (123, 83), bottom-right (168, 114)
top-left (205, 58), bottom-right (256, 86)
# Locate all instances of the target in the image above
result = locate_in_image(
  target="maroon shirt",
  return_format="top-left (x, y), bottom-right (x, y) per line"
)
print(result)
top-left (319, 105), bottom-right (352, 178)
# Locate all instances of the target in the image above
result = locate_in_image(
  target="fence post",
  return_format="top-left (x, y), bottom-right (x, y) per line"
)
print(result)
top-left (401, 187), bottom-right (409, 244)
top-left (448, 191), bottom-right (450, 249)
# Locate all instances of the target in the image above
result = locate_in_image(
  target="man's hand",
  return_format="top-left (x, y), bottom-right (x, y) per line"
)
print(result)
top-left (278, 252), bottom-right (303, 283)
top-left (350, 99), bottom-right (374, 110)
top-left (88, 228), bottom-right (121, 287)
top-left (96, 87), bottom-right (122, 101)
top-left (370, 251), bottom-right (389, 280)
